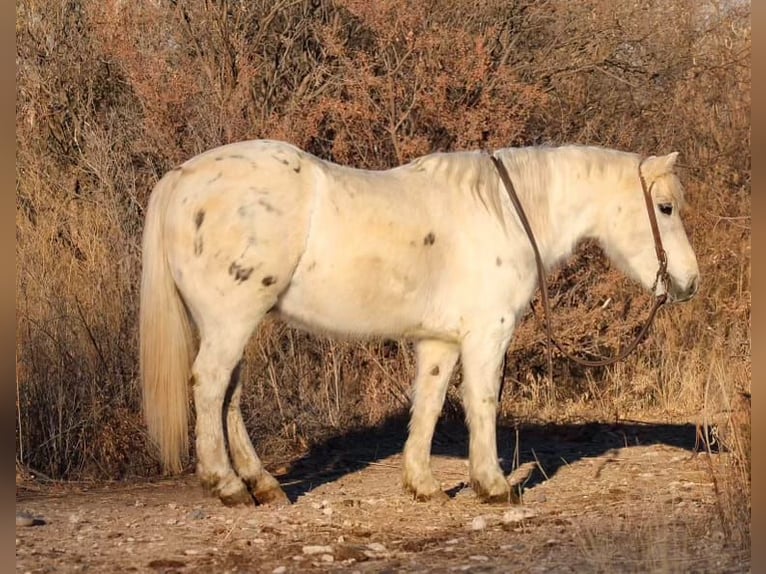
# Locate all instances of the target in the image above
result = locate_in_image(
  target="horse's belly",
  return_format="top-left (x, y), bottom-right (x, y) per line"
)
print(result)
top-left (275, 253), bottom-right (435, 338)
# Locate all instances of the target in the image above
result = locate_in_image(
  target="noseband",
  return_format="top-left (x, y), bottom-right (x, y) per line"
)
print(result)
top-left (488, 152), bottom-right (671, 367)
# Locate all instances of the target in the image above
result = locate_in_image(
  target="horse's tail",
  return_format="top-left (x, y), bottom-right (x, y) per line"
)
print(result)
top-left (139, 169), bottom-right (194, 474)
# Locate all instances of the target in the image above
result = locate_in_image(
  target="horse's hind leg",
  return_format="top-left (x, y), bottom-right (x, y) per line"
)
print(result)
top-left (225, 373), bottom-right (289, 505)
top-left (192, 321), bottom-right (263, 506)
top-left (402, 339), bottom-right (460, 501)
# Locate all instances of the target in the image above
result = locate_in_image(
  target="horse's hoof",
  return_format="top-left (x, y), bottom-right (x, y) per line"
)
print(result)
top-left (199, 475), bottom-right (220, 498)
top-left (472, 480), bottom-right (520, 505)
top-left (402, 471), bottom-right (446, 502)
top-left (220, 488), bottom-right (254, 507)
top-left (413, 489), bottom-right (450, 503)
top-left (218, 477), bottom-right (254, 507)
top-left (254, 486), bottom-right (291, 506)
top-left (479, 489), bottom-right (520, 505)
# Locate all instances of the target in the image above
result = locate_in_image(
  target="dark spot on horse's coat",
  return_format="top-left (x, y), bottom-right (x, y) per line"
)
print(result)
top-left (216, 153), bottom-right (248, 162)
top-left (293, 164), bottom-right (301, 173)
top-left (496, 257), bottom-right (502, 266)
top-left (238, 205), bottom-right (250, 217)
top-left (229, 262), bottom-right (254, 283)
top-left (307, 261), bottom-right (317, 271)
top-left (194, 210), bottom-right (205, 230)
top-left (208, 172), bottom-right (223, 184)
top-left (423, 232), bottom-right (436, 246)
top-left (262, 275), bottom-right (277, 287)
top-left (258, 199), bottom-right (283, 215)
top-left (500, 317), bottom-right (505, 324)
top-left (272, 154), bottom-right (289, 166)
top-left (194, 236), bottom-right (203, 256)
top-left (430, 365), bottom-right (440, 376)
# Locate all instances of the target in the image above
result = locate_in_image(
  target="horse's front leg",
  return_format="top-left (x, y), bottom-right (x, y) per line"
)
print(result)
top-left (402, 339), bottom-right (460, 501)
top-left (460, 328), bottom-right (518, 504)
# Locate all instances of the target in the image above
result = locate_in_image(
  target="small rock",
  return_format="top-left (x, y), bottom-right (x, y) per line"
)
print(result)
top-left (167, 503), bottom-right (178, 510)
top-left (322, 507), bottom-right (333, 516)
top-left (272, 567), bottom-right (286, 574)
top-left (366, 542), bottom-right (387, 553)
top-left (470, 555), bottom-right (489, 561)
top-left (320, 554), bottom-right (334, 563)
top-left (502, 507), bottom-right (536, 523)
top-left (469, 515), bottom-right (487, 530)
top-left (68, 513), bottom-right (83, 525)
top-left (302, 545), bottom-right (333, 555)
top-left (188, 509), bottom-right (207, 520)
top-left (184, 549), bottom-right (200, 555)
top-left (335, 544), bottom-right (369, 562)
top-left (16, 512), bottom-right (42, 527)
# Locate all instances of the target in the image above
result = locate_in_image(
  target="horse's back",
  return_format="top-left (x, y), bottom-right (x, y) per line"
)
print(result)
top-left (276, 151), bottom-right (501, 339)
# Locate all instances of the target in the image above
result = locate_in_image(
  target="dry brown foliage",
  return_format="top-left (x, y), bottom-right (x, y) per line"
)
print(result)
top-left (16, 1), bottom-right (749, 540)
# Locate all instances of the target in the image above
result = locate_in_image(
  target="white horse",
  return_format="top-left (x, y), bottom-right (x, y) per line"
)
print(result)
top-left (139, 140), bottom-right (699, 506)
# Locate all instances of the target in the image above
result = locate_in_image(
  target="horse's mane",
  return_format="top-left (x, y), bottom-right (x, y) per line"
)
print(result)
top-left (499, 144), bottom-right (685, 205)
top-left (403, 145), bottom-right (684, 237)
top-left (408, 150), bottom-right (506, 228)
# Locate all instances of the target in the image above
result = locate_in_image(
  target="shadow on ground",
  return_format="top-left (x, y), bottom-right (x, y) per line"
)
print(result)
top-left (279, 414), bottom-right (700, 501)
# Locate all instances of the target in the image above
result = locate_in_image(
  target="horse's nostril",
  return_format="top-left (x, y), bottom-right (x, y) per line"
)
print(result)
top-left (686, 276), bottom-right (699, 299)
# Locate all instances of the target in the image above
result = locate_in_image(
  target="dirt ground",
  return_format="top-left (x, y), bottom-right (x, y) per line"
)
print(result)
top-left (16, 420), bottom-right (749, 573)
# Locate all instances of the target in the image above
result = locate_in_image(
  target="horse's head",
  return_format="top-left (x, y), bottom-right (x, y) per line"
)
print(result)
top-left (601, 152), bottom-right (700, 303)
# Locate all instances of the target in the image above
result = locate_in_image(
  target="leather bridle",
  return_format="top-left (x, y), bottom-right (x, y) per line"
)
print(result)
top-left (488, 152), bottom-right (671, 367)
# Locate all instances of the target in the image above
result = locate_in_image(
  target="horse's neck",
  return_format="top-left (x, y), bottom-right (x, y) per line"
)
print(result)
top-left (499, 147), bottom-right (625, 271)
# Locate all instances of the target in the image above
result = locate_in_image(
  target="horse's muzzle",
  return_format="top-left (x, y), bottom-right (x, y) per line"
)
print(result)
top-left (670, 275), bottom-right (699, 303)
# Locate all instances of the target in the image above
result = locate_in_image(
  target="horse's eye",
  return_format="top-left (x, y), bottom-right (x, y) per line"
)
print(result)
top-left (659, 203), bottom-right (673, 216)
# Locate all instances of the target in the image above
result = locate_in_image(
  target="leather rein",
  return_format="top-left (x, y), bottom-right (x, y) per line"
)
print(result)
top-left (488, 152), bottom-right (671, 367)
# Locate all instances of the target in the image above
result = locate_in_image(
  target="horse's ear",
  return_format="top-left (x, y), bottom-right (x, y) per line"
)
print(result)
top-left (643, 152), bottom-right (679, 177)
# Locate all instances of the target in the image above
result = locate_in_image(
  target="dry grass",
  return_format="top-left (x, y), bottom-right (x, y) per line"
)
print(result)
top-left (570, 348), bottom-right (750, 571)
top-left (16, 0), bottom-right (749, 550)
